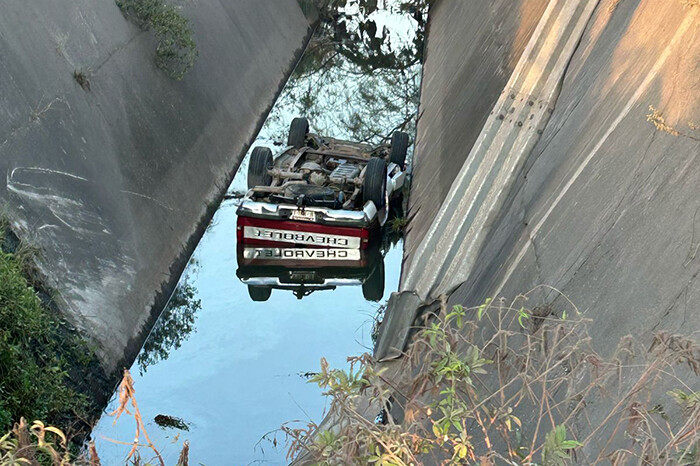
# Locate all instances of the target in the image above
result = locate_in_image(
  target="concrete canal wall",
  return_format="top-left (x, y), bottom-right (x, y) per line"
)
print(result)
top-left (403, 0), bottom-right (548, 278)
top-left (404, 0), bottom-right (600, 301)
top-left (401, 0), bottom-right (700, 359)
top-left (0, 0), bottom-right (313, 375)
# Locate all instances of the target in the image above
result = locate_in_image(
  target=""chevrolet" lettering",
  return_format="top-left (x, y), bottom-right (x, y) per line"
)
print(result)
top-left (255, 249), bottom-right (348, 259)
top-left (243, 226), bottom-right (360, 249)
top-left (243, 247), bottom-right (362, 261)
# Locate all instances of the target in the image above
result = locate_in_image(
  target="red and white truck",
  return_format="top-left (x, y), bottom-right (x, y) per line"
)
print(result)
top-left (236, 117), bottom-right (408, 251)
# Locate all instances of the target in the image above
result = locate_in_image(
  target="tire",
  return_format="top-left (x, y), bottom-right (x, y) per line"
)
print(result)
top-left (248, 147), bottom-right (273, 189)
top-left (248, 286), bottom-right (272, 302)
top-left (288, 117), bottom-right (309, 149)
top-left (362, 258), bottom-right (385, 302)
top-left (389, 131), bottom-right (409, 166)
top-left (363, 157), bottom-right (387, 210)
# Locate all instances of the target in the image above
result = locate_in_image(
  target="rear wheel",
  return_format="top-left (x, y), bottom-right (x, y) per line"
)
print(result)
top-left (362, 259), bottom-right (385, 302)
top-left (363, 157), bottom-right (387, 210)
top-left (288, 117), bottom-right (309, 148)
top-left (389, 131), bottom-right (409, 166)
top-left (248, 147), bottom-right (273, 189)
top-left (248, 286), bottom-right (272, 302)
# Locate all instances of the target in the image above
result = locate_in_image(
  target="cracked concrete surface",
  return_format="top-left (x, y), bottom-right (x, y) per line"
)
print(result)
top-left (403, 0), bottom-right (549, 278)
top-left (0, 0), bottom-right (313, 375)
top-left (430, 0), bottom-right (700, 358)
top-left (404, 0), bottom-right (602, 301)
top-left (386, 0), bottom-right (700, 366)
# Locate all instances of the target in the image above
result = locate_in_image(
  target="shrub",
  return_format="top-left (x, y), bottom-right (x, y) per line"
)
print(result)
top-left (1, 372), bottom-right (190, 466)
top-left (116, 0), bottom-right (198, 80)
top-left (389, 216), bottom-right (408, 233)
top-left (0, 230), bottom-right (95, 434)
top-left (281, 294), bottom-right (700, 464)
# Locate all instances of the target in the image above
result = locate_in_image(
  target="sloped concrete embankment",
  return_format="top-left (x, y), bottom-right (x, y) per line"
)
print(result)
top-left (386, 0), bottom-right (700, 365)
top-left (379, 0), bottom-right (598, 357)
top-left (0, 0), bottom-right (313, 376)
top-left (447, 0), bottom-right (700, 357)
top-left (402, 0), bottom-right (548, 274)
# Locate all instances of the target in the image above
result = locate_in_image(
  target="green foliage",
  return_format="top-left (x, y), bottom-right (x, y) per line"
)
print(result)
top-left (314, 0), bottom-right (432, 72)
top-left (116, 0), bottom-right (198, 80)
top-left (283, 296), bottom-right (700, 464)
top-left (542, 425), bottom-right (582, 466)
top-left (0, 403), bottom-right (10, 434)
top-left (476, 298), bottom-right (491, 321)
top-left (313, 430), bottom-right (345, 463)
top-left (263, 0), bottom-right (428, 145)
top-left (668, 389), bottom-right (700, 409)
top-left (517, 306), bottom-right (530, 328)
top-left (0, 238), bottom-right (95, 433)
top-left (283, 303), bottom-right (504, 464)
top-left (388, 216), bottom-right (408, 233)
top-left (308, 356), bottom-right (371, 397)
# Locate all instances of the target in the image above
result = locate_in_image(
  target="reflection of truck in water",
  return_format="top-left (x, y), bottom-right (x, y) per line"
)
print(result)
top-left (236, 117), bottom-right (408, 249)
top-left (236, 241), bottom-right (385, 302)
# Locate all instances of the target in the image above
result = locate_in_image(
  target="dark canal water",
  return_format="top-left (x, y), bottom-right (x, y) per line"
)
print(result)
top-left (92, 2), bottom-right (426, 464)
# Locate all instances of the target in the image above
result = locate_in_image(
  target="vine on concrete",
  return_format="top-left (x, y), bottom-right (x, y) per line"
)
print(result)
top-left (116, 0), bottom-right (198, 80)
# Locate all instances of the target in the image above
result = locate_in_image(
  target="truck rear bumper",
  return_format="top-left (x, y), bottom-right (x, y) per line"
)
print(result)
top-left (236, 199), bottom-right (378, 228)
top-left (236, 215), bottom-right (373, 249)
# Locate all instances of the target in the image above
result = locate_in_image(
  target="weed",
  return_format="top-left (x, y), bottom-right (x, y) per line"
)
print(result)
top-left (389, 216), bottom-right (408, 233)
top-left (0, 234), bottom-right (95, 434)
top-left (607, 0), bottom-right (623, 14)
top-left (370, 303), bottom-right (386, 346)
top-left (116, 0), bottom-right (197, 80)
top-left (647, 105), bottom-right (700, 141)
top-left (281, 295), bottom-right (700, 464)
top-left (542, 425), bottom-right (582, 466)
top-left (0, 371), bottom-right (190, 466)
top-left (647, 105), bottom-right (681, 136)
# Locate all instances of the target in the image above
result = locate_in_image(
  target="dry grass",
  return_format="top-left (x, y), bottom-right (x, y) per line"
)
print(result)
top-left (281, 292), bottom-right (700, 465)
top-left (1, 370), bottom-right (190, 466)
top-left (607, 0), bottom-right (623, 14)
top-left (106, 370), bottom-right (165, 466)
top-left (647, 105), bottom-right (700, 142)
top-left (647, 106), bottom-right (681, 136)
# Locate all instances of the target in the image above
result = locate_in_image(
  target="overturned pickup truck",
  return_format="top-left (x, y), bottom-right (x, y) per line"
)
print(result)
top-left (236, 117), bottom-right (408, 250)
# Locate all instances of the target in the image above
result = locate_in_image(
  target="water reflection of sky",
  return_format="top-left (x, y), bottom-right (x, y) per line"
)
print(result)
top-left (92, 2), bottom-right (421, 464)
top-left (93, 197), bottom-right (402, 465)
